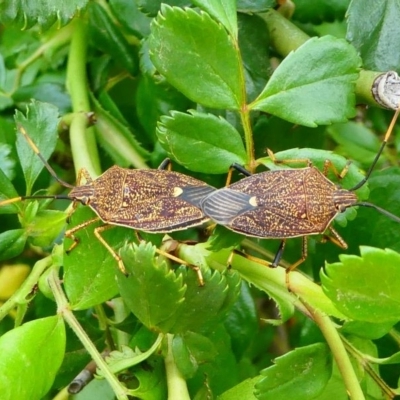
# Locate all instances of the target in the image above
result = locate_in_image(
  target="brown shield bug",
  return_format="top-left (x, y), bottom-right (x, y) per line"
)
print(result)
top-left (1, 126), bottom-right (215, 285)
top-left (201, 108), bottom-right (400, 273)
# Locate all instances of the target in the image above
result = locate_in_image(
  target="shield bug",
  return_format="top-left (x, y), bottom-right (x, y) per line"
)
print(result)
top-left (1, 126), bottom-right (215, 285)
top-left (201, 107), bottom-right (400, 273)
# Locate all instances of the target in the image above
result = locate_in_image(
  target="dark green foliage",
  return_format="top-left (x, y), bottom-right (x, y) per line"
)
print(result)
top-left (0, 1), bottom-right (400, 399)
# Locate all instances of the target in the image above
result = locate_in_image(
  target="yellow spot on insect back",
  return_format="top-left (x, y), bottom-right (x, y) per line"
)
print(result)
top-left (249, 196), bottom-right (258, 207)
top-left (173, 187), bottom-right (183, 197)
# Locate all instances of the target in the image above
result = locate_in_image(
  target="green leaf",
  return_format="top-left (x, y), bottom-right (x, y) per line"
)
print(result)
top-left (128, 356), bottom-right (167, 399)
top-left (0, 316), bottom-right (66, 399)
top-left (0, 229), bottom-right (27, 261)
top-left (237, 0), bottom-right (275, 12)
top-left (206, 247), bottom-right (296, 323)
top-left (224, 282), bottom-right (258, 360)
top-left (109, 0), bottom-right (151, 37)
top-left (195, 324), bottom-right (240, 394)
top-left (14, 100), bottom-right (60, 195)
top-left (157, 110), bottom-right (247, 173)
top-left (117, 241), bottom-right (186, 332)
top-left (327, 121), bottom-right (382, 168)
top-left (12, 82), bottom-right (71, 115)
top-left (0, 53), bottom-right (5, 89)
top-left (172, 332), bottom-right (218, 378)
top-left (293, 0), bottom-right (349, 24)
top-left (149, 6), bottom-right (243, 109)
top-left (137, 0), bottom-right (189, 17)
top-left (63, 206), bottom-right (132, 309)
top-left (0, 0), bottom-right (88, 30)
top-left (136, 74), bottom-right (192, 143)
top-left (321, 246), bottom-right (400, 322)
top-left (218, 377), bottom-right (259, 400)
top-left (346, 168), bottom-right (400, 253)
top-left (347, 0), bottom-right (400, 71)
top-left (377, 350), bottom-right (400, 365)
top-left (0, 143), bottom-right (15, 180)
top-left (88, 2), bottom-right (138, 75)
top-left (170, 267), bottom-right (241, 333)
top-left (340, 320), bottom-right (395, 340)
top-left (255, 343), bottom-right (332, 400)
top-left (251, 36), bottom-right (360, 126)
top-left (238, 13), bottom-right (271, 102)
top-left (118, 241), bottom-right (241, 334)
top-left (206, 225), bottom-right (245, 252)
top-left (0, 166), bottom-right (19, 214)
top-left (27, 209), bottom-right (67, 248)
top-left (91, 93), bottom-right (150, 168)
top-left (192, 0), bottom-right (238, 38)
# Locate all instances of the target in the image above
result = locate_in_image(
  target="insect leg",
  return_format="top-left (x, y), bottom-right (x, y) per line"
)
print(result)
top-left (93, 225), bottom-right (127, 274)
top-left (135, 232), bottom-right (205, 286)
top-left (322, 226), bottom-right (348, 249)
top-left (267, 149), bottom-right (312, 167)
top-left (158, 158), bottom-right (172, 171)
top-left (65, 217), bottom-right (101, 253)
top-left (228, 249), bottom-right (273, 268)
top-left (227, 164), bottom-right (252, 185)
top-left (65, 168), bottom-right (94, 223)
top-left (284, 237), bottom-right (308, 287)
top-left (271, 240), bottom-right (286, 267)
top-left (322, 159), bottom-right (352, 180)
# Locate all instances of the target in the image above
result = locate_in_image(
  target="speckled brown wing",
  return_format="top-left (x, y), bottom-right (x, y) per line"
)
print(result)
top-left (94, 168), bottom-right (214, 232)
top-left (201, 167), bottom-right (340, 238)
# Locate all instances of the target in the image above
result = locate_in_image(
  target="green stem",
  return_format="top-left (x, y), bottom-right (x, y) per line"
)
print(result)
top-left (356, 70), bottom-right (385, 107)
top-left (198, 243), bottom-right (344, 319)
top-left (94, 304), bottom-right (116, 351)
top-left (0, 255), bottom-right (53, 323)
top-left (260, 9), bottom-right (386, 110)
top-left (308, 306), bottom-right (365, 400)
top-left (48, 268), bottom-right (129, 400)
top-left (9, 24), bottom-right (74, 95)
top-left (66, 19), bottom-right (101, 177)
top-left (341, 336), bottom-right (396, 398)
top-left (240, 109), bottom-right (255, 171)
top-left (260, 9), bottom-right (309, 57)
top-left (164, 334), bottom-right (190, 400)
top-left (109, 334), bottom-right (163, 374)
top-left (234, 32), bottom-right (254, 170)
top-left (389, 328), bottom-right (400, 346)
top-left (112, 297), bottom-right (131, 348)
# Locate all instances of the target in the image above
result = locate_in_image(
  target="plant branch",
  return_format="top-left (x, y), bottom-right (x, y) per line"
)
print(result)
top-left (66, 18), bottom-right (101, 177)
top-left (307, 305), bottom-right (365, 400)
top-left (164, 334), bottom-right (190, 400)
top-left (9, 23), bottom-right (74, 95)
top-left (47, 267), bottom-right (129, 400)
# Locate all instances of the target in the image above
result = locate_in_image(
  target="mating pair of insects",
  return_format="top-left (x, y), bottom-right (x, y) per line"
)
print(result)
top-left (3, 107), bottom-right (400, 285)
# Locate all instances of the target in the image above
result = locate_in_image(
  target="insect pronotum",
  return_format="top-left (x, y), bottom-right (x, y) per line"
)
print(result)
top-left (201, 107), bottom-right (400, 273)
top-left (1, 126), bottom-right (216, 285)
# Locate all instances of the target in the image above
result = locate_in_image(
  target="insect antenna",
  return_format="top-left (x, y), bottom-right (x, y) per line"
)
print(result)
top-left (0, 194), bottom-right (72, 206)
top-left (354, 201), bottom-right (400, 223)
top-left (349, 107), bottom-right (400, 192)
top-left (18, 125), bottom-right (75, 190)
top-left (347, 107), bottom-right (400, 223)
top-left (0, 127), bottom-right (78, 208)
